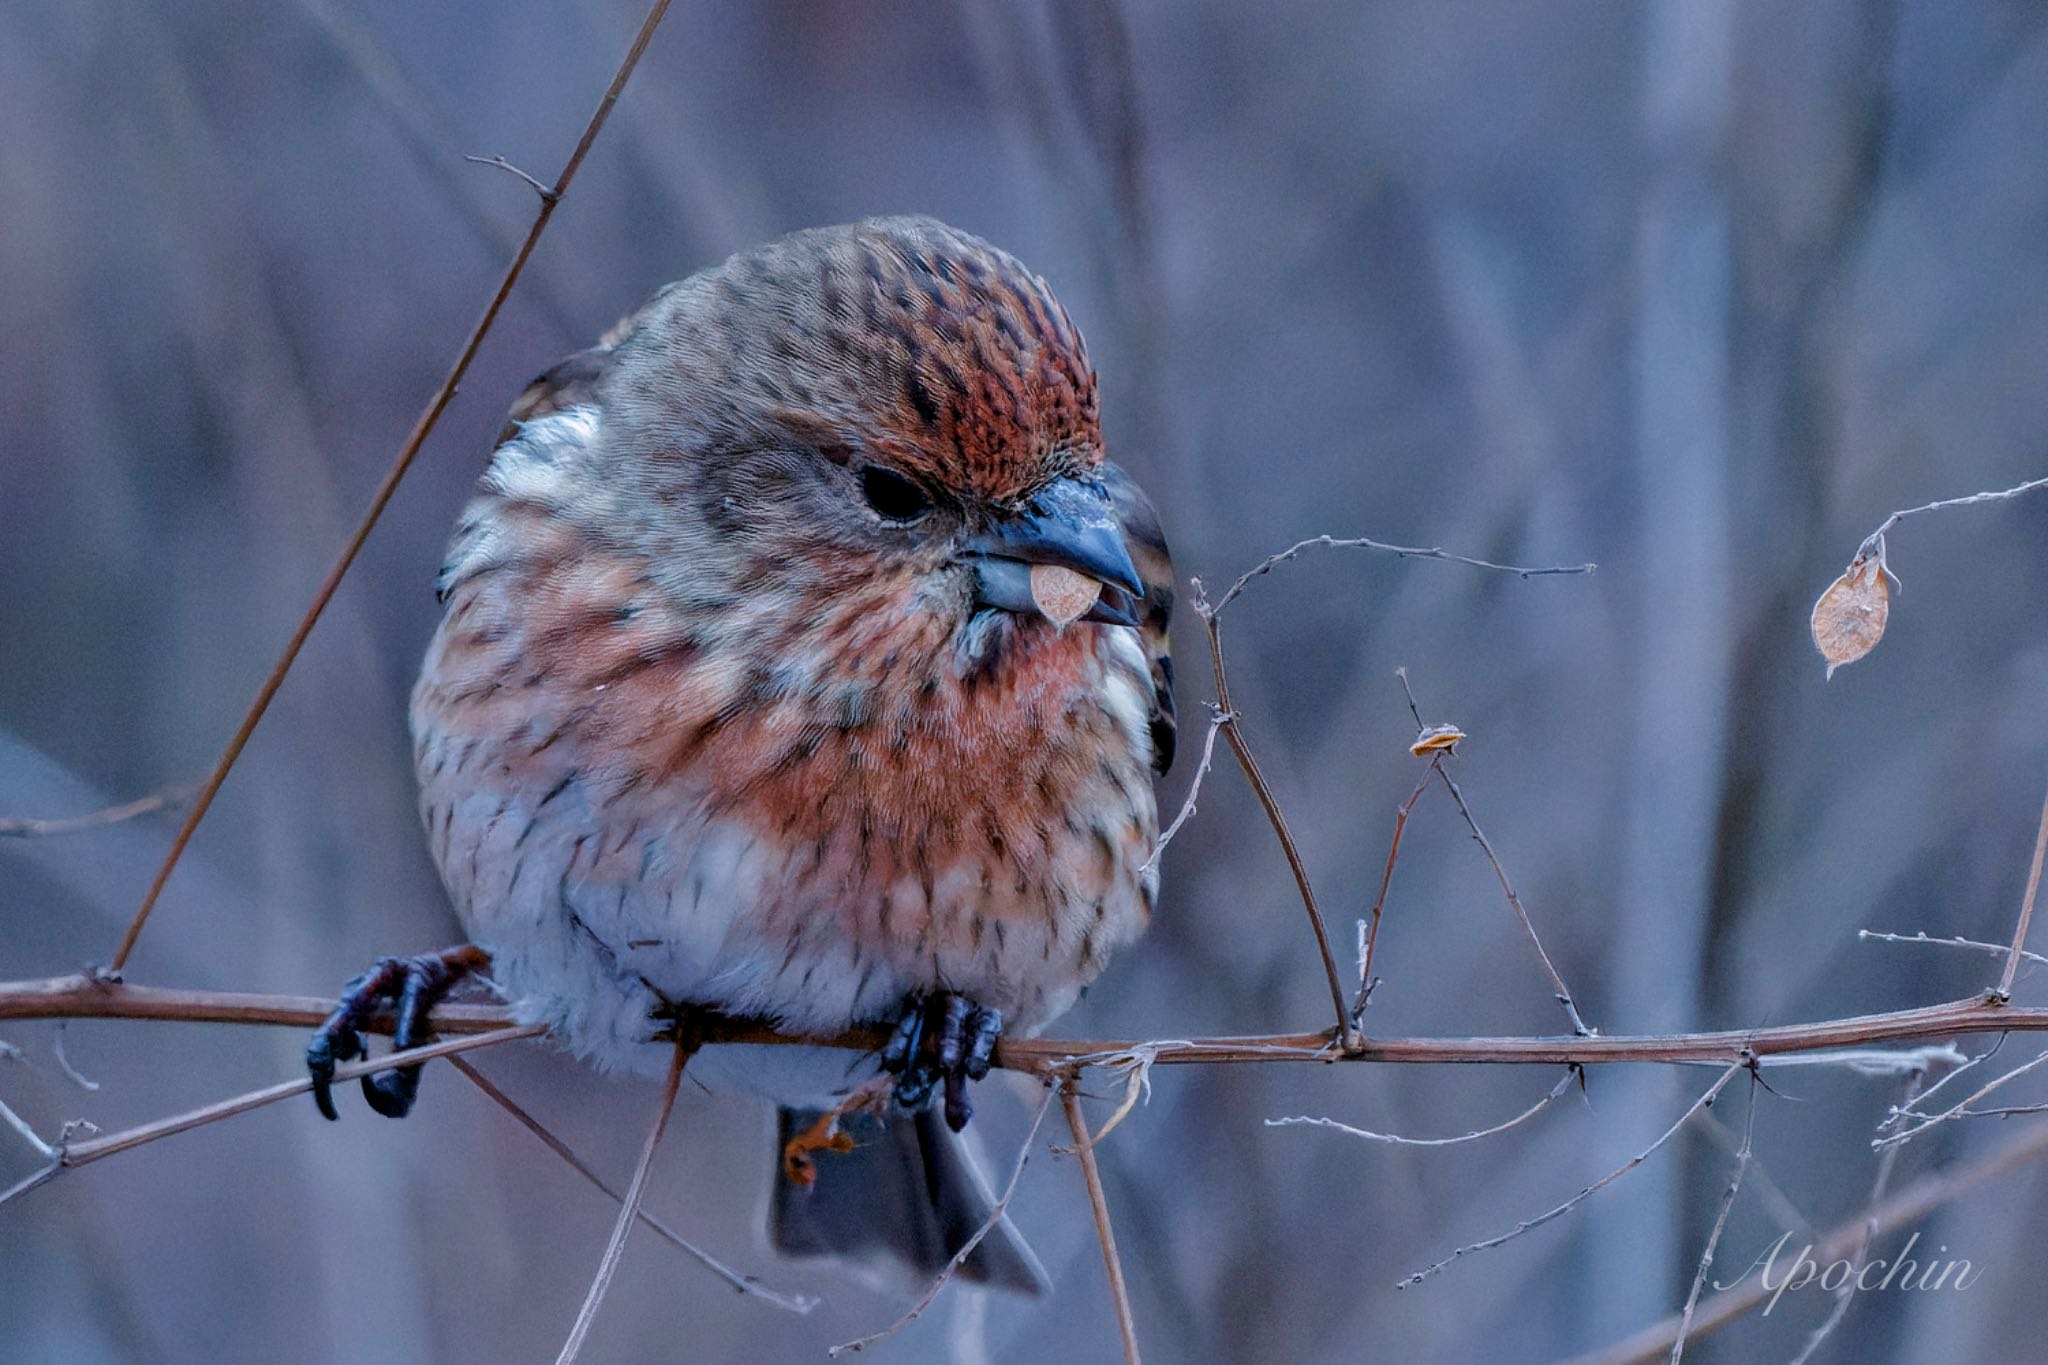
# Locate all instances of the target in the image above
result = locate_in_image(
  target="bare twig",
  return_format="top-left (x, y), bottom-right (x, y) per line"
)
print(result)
top-left (1670, 1070), bottom-right (1757, 1364)
top-left (829, 1080), bottom-right (1058, 1356)
top-left (1855, 471), bottom-right (2048, 561)
top-left (0, 1024), bottom-right (544, 1210)
top-left (0, 1094), bottom-right (56, 1161)
top-left (1208, 534), bottom-right (1596, 618)
top-left (1355, 767), bottom-right (1432, 1021)
top-left (1693, 1108), bottom-right (1813, 1241)
top-left (1063, 1080), bottom-right (1142, 1365)
top-left (1879, 1037), bottom-right (2002, 1134)
top-left (1432, 761), bottom-right (1592, 1036)
top-left (16, 975), bottom-right (2048, 1071)
top-left (1861, 929), bottom-right (2048, 969)
top-left (49, 1025), bottom-right (99, 1092)
top-left (1787, 1064), bottom-right (1937, 1365)
top-left (1398, 1063), bottom-right (1744, 1288)
top-left (1997, 782), bottom-right (2048, 999)
top-left (446, 1055), bottom-right (816, 1315)
top-left (1055, 1050), bottom-right (1157, 1154)
top-left (1141, 703), bottom-right (1232, 874)
top-left (1266, 1069), bottom-right (1575, 1148)
top-left (1875, 1045), bottom-right (2048, 1148)
top-left (555, 1037), bottom-right (691, 1365)
top-left (0, 784), bottom-right (193, 838)
top-left (107, 0), bottom-right (675, 973)
top-left (1571, 1072), bottom-right (2048, 1365)
top-left (1191, 580), bottom-right (1357, 1051)
top-left (463, 153), bottom-right (559, 203)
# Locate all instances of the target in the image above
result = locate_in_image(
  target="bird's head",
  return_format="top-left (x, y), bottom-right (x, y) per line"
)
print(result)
top-left (597, 217), bottom-right (1142, 671)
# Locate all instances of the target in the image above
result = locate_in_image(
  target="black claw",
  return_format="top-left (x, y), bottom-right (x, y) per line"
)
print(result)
top-left (880, 1000), bottom-right (926, 1076)
top-left (307, 1025), bottom-right (363, 1122)
top-left (943, 1069), bottom-right (972, 1132)
top-left (964, 1006), bottom-right (1001, 1081)
top-left (880, 992), bottom-right (1002, 1131)
top-left (305, 947), bottom-right (485, 1121)
top-left (895, 1065), bottom-right (941, 1110)
top-left (934, 995), bottom-right (970, 1076)
top-left (362, 1067), bottom-right (422, 1118)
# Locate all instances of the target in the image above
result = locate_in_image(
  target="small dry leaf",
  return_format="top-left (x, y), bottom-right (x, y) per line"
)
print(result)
top-left (1811, 552), bottom-right (1890, 679)
top-left (1410, 723), bottom-right (1467, 756)
top-left (1030, 563), bottom-right (1102, 626)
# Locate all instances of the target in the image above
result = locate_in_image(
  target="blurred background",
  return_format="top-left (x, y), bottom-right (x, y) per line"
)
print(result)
top-left (5, 2), bottom-right (2048, 1361)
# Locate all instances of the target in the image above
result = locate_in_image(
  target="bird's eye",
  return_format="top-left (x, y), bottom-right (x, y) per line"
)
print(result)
top-left (859, 466), bottom-right (931, 523)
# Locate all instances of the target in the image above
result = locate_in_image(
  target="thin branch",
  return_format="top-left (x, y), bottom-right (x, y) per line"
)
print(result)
top-left (1861, 929), bottom-right (2048, 969)
top-left (1760, 1043), bottom-right (1965, 1076)
top-left (107, 0), bottom-right (675, 973)
top-left (50, 1025), bottom-right (100, 1092)
top-left (1192, 580), bottom-right (1357, 1051)
top-left (463, 152), bottom-right (558, 203)
top-left (1874, 1045), bottom-right (2048, 1148)
top-left (1787, 1064), bottom-right (1936, 1365)
top-left (0, 1094), bottom-right (56, 1161)
top-left (1570, 1071), bottom-right (2048, 1365)
top-left (1998, 782), bottom-right (2048, 999)
top-left (1355, 767), bottom-right (1432, 1021)
top-left (1266, 1068), bottom-right (1575, 1148)
top-left (0, 784), bottom-right (193, 838)
top-left (554, 1038), bottom-right (691, 1365)
top-left (1063, 1080), bottom-right (1142, 1365)
top-left (18, 976), bottom-right (2048, 1070)
top-left (1670, 1070), bottom-right (1757, 1364)
top-left (1140, 703), bottom-right (1231, 875)
top-left (1209, 534), bottom-right (1596, 618)
top-left (1855, 471), bottom-right (2048, 560)
top-left (1694, 1108), bottom-right (1813, 1242)
top-left (1879, 1036), bottom-right (2003, 1134)
top-left (1398, 1063), bottom-right (1744, 1288)
top-left (30, 1025), bottom-right (543, 1188)
top-left (1055, 1051), bottom-right (1156, 1154)
top-left (1432, 761), bottom-right (1592, 1036)
top-left (446, 1055), bottom-right (816, 1314)
top-left (829, 1080), bottom-right (1058, 1357)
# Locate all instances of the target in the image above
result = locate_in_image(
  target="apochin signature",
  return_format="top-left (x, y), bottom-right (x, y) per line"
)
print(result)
top-left (1716, 1231), bottom-right (1984, 1314)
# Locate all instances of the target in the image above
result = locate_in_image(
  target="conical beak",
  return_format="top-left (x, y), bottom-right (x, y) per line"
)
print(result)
top-left (964, 476), bottom-right (1143, 626)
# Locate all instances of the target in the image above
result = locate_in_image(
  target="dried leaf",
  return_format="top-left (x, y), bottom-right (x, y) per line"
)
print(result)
top-left (1410, 723), bottom-right (1466, 756)
top-left (1811, 552), bottom-right (1890, 678)
top-left (1030, 563), bottom-right (1103, 626)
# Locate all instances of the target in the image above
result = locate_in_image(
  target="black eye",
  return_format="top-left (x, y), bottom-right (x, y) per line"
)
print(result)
top-left (860, 466), bottom-right (931, 523)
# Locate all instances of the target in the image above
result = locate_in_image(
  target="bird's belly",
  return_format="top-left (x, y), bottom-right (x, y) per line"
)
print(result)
top-left (424, 759), bottom-right (1153, 1084)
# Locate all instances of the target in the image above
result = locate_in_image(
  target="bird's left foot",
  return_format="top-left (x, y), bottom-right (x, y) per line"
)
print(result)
top-left (307, 944), bottom-right (491, 1121)
top-left (880, 993), bottom-right (1002, 1132)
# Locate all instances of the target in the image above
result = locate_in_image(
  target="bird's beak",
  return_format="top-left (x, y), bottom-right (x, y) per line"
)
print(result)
top-left (965, 476), bottom-right (1143, 627)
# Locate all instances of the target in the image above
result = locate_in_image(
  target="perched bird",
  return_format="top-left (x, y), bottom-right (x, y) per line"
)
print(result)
top-left (308, 217), bottom-right (1175, 1291)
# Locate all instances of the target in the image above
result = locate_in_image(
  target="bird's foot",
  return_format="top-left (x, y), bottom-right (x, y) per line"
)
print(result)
top-left (879, 992), bottom-right (1002, 1132)
top-left (307, 944), bottom-right (490, 1121)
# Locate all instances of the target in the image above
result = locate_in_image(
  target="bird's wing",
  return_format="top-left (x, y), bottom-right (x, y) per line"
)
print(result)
top-left (1101, 461), bottom-right (1177, 778)
top-left (491, 284), bottom-right (681, 446)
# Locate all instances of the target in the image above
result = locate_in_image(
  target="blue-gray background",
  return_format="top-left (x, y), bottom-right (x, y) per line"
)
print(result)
top-left (4, 3), bottom-right (2047, 1361)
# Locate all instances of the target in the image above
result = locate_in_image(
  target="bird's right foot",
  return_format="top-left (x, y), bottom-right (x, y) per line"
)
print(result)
top-left (307, 944), bottom-right (490, 1120)
top-left (879, 992), bottom-right (1002, 1132)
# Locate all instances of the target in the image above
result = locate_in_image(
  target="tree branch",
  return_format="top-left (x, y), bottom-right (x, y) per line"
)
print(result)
top-left (106, 0), bottom-right (675, 974)
top-left (1063, 1079), bottom-right (1142, 1364)
top-left (9, 974), bottom-right (2048, 1071)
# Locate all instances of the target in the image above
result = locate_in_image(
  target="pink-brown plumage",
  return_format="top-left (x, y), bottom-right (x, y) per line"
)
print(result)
top-left (410, 218), bottom-right (1175, 1072)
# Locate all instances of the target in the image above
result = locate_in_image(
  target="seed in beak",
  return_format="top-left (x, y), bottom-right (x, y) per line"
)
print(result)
top-left (1029, 563), bottom-right (1103, 626)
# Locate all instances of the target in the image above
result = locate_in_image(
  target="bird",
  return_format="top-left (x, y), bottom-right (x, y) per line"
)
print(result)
top-left (307, 216), bottom-right (1176, 1293)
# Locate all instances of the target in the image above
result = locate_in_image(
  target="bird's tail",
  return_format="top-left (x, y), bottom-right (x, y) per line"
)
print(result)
top-left (771, 1104), bottom-right (1050, 1296)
